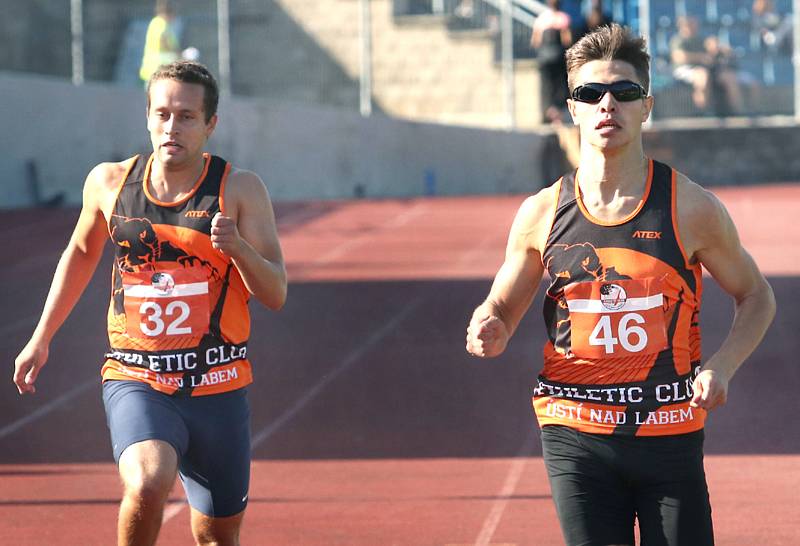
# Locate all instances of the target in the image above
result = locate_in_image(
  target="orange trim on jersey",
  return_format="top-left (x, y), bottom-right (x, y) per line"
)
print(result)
top-left (218, 162), bottom-right (233, 216)
top-left (575, 159), bottom-right (654, 227)
top-left (106, 156), bottom-right (141, 236)
top-left (142, 152), bottom-right (211, 207)
top-left (671, 168), bottom-right (701, 271)
top-left (540, 178), bottom-right (563, 268)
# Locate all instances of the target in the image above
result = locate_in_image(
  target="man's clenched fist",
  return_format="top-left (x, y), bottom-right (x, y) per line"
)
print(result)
top-left (210, 212), bottom-right (243, 257)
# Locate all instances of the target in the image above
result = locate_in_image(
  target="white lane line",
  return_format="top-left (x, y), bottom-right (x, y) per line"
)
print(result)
top-left (251, 297), bottom-right (422, 447)
top-left (474, 433), bottom-right (536, 546)
top-left (0, 379), bottom-right (97, 440)
top-left (312, 203), bottom-right (428, 266)
top-left (162, 297), bottom-right (423, 524)
top-left (161, 499), bottom-right (188, 523)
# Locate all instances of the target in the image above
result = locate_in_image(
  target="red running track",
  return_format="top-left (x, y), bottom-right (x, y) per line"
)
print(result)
top-left (1, 184), bottom-right (799, 545)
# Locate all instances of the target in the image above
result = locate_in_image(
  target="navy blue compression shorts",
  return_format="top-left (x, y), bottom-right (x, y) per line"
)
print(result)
top-left (102, 380), bottom-right (251, 518)
top-left (541, 425), bottom-right (714, 546)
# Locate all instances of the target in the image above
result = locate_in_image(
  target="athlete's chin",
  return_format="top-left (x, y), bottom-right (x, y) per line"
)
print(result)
top-left (589, 134), bottom-right (631, 151)
top-left (157, 147), bottom-right (187, 166)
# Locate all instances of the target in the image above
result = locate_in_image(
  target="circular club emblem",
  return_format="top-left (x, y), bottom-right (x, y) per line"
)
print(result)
top-left (599, 283), bottom-right (627, 311)
top-left (150, 272), bottom-right (175, 295)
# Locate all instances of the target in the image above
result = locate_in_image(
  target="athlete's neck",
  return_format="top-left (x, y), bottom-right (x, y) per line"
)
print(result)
top-left (575, 145), bottom-right (649, 222)
top-left (576, 144), bottom-right (649, 204)
top-left (148, 154), bottom-right (207, 202)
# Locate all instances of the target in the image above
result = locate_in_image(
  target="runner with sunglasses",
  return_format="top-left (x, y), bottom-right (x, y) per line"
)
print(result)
top-left (466, 23), bottom-right (774, 546)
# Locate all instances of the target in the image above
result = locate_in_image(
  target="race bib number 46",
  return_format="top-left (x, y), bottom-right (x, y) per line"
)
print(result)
top-left (564, 277), bottom-right (668, 358)
top-left (122, 267), bottom-right (210, 339)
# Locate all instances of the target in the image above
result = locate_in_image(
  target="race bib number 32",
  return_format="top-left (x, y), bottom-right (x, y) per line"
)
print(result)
top-left (122, 267), bottom-right (210, 339)
top-left (564, 277), bottom-right (668, 358)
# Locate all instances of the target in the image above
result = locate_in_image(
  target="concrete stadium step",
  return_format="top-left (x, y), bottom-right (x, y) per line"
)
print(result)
top-left (276, 0), bottom-right (539, 129)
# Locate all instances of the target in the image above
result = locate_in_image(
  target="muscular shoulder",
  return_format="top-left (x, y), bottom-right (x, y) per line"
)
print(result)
top-left (223, 167), bottom-right (272, 217)
top-left (86, 158), bottom-right (135, 192)
top-left (83, 157), bottom-right (138, 215)
top-left (675, 172), bottom-right (731, 258)
top-left (226, 167), bottom-right (266, 192)
top-left (510, 180), bottom-right (562, 253)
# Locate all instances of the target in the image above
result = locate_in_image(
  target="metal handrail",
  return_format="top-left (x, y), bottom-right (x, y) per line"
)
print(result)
top-left (481, 0), bottom-right (537, 27)
top-left (513, 0), bottom-right (547, 17)
top-left (478, 0), bottom-right (546, 28)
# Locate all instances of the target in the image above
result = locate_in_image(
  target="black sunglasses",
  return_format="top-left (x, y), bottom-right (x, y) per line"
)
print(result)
top-left (571, 81), bottom-right (647, 103)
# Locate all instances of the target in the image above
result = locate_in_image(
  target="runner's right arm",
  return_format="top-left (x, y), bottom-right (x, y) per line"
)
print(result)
top-left (466, 187), bottom-right (557, 358)
top-left (13, 164), bottom-right (117, 394)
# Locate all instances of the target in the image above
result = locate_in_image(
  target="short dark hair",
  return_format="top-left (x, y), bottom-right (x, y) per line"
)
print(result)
top-left (147, 60), bottom-right (219, 123)
top-left (565, 23), bottom-right (650, 94)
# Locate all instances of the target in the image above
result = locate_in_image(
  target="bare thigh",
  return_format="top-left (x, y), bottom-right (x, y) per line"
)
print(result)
top-left (191, 507), bottom-right (245, 546)
top-left (118, 439), bottom-right (179, 496)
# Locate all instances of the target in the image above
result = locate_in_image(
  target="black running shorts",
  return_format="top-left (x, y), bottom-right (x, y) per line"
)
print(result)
top-left (541, 425), bottom-right (714, 546)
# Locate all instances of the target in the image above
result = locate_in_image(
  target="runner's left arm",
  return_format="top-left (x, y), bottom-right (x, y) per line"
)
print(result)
top-left (686, 186), bottom-right (776, 411)
top-left (211, 169), bottom-right (287, 310)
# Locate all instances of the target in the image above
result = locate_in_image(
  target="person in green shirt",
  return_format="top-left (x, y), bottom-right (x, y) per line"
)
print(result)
top-left (140, 0), bottom-right (181, 84)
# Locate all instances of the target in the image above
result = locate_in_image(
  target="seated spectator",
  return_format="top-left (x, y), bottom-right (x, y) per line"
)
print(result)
top-left (670, 16), bottom-right (748, 115)
top-left (703, 35), bottom-right (760, 113)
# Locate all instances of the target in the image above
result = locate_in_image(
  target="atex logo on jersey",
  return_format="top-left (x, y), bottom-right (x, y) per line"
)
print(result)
top-left (599, 283), bottom-right (627, 311)
top-left (151, 272), bottom-right (175, 295)
top-left (185, 210), bottom-right (211, 218)
top-left (632, 230), bottom-right (662, 239)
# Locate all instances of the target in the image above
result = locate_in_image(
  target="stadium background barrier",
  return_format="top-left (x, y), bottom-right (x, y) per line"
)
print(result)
top-left (2, 0), bottom-right (800, 210)
top-left (3, 71), bottom-right (800, 210)
top-left (0, 72), bottom-right (548, 208)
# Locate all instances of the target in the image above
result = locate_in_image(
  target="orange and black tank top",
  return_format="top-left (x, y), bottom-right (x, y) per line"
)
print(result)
top-left (536, 159), bottom-right (704, 436)
top-left (102, 153), bottom-right (253, 396)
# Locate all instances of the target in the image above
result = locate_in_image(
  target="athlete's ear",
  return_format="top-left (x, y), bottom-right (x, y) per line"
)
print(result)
top-left (205, 114), bottom-right (218, 138)
top-left (567, 99), bottom-right (579, 126)
top-left (642, 95), bottom-right (654, 123)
